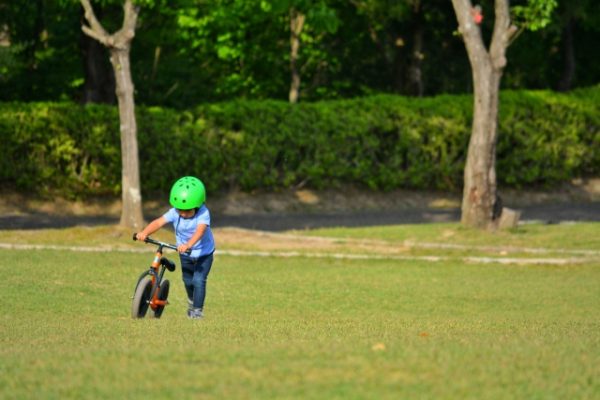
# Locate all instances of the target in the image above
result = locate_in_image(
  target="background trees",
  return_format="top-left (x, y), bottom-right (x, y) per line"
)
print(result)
top-left (0, 0), bottom-right (597, 230)
top-left (0, 0), bottom-right (597, 106)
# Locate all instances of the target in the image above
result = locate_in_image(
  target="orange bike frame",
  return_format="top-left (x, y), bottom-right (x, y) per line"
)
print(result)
top-left (149, 248), bottom-right (167, 310)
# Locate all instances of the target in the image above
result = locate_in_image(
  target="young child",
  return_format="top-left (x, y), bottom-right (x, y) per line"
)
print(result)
top-left (136, 176), bottom-right (215, 319)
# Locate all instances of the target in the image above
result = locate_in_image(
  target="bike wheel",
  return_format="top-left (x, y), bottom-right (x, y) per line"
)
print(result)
top-left (151, 279), bottom-right (170, 319)
top-left (131, 276), bottom-right (153, 319)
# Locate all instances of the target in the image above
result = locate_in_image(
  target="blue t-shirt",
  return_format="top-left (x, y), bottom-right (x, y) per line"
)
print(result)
top-left (163, 205), bottom-right (215, 258)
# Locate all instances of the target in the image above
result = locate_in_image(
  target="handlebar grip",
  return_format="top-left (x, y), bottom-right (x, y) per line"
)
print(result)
top-left (132, 232), bottom-right (187, 253)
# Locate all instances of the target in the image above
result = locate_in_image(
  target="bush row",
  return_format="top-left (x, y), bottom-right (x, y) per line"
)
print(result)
top-left (0, 86), bottom-right (598, 197)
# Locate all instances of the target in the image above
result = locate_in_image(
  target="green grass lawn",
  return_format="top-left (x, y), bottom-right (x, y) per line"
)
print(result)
top-left (1, 223), bottom-right (599, 399)
top-left (299, 222), bottom-right (600, 251)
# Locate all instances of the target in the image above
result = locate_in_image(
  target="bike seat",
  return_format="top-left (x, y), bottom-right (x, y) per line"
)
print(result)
top-left (160, 257), bottom-right (176, 272)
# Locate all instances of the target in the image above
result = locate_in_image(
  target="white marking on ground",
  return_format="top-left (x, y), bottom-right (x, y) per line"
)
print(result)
top-left (0, 243), bottom-right (596, 266)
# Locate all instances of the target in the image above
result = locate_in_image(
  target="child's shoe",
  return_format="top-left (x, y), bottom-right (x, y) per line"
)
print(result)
top-left (187, 308), bottom-right (203, 320)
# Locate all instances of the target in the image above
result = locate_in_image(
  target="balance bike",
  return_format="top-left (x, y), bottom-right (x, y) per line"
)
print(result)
top-left (131, 233), bottom-right (188, 319)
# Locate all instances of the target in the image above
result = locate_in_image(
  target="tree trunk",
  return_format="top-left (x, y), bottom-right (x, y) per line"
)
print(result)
top-left (462, 65), bottom-right (502, 228)
top-left (557, 18), bottom-right (575, 92)
top-left (26, 0), bottom-right (45, 77)
top-left (452, 0), bottom-right (517, 229)
top-left (111, 47), bottom-right (144, 229)
top-left (80, 32), bottom-right (115, 104)
top-left (289, 8), bottom-right (305, 103)
top-left (391, 33), bottom-right (405, 93)
top-left (80, 0), bottom-right (144, 230)
top-left (406, 1), bottom-right (424, 97)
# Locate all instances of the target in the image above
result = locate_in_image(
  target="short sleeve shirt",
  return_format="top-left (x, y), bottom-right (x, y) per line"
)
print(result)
top-left (163, 205), bottom-right (215, 258)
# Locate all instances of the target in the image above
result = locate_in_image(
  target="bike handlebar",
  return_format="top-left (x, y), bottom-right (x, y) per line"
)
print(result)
top-left (132, 233), bottom-right (191, 255)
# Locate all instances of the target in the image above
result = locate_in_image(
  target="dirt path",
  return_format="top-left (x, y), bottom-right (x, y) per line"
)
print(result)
top-left (1, 184), bottom-right (599, 230)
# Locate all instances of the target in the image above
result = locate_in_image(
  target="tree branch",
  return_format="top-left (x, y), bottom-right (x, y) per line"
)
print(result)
top-left (81, 25), bottom-right (109, 47)
top-left (489, 0), bottom-right (514, 70)
top-left (80, 0), bottom-right (138, 50)
top-left (80, 0), bottom-right (108, 39)
top-left (121, 0), bottom-right (139, 40)
top-left (451, 0), bottom-right (489, 67)
top-left (506, 24), bottom-right (521, 46)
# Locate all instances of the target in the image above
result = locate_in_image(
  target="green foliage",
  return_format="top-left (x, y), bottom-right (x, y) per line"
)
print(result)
top-left (0, 87), bottom-right (597, 197)
top-left (496, 86), bottom-right (600, 186)
top-left (0, 0), bottom-right (597, 105)
top-left (0, 43), bottom-right (24, 82)
top-left (0, 102), bottom-right (120, 196)
top-left (512, 0), bottom-right (558, 31)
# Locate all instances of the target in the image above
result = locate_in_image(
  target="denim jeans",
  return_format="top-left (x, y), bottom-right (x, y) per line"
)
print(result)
top-left (179, 252), bottom-right (214, 309)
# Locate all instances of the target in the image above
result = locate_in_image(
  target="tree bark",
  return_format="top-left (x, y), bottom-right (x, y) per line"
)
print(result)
top-left (557, 18), bottom-right (575, 92)
top-left (80, 0), bottom-right (144, 230)
top-left (406, 2), bottom-right (424, 97)
top-left (111, 47), bottom-right (143, 229)
top-left (289, 8), bottom-right (305, 103)
top-left (391, 32), bottom-right (405, 93)
top-left (451, 0), bottom-right (517, 229)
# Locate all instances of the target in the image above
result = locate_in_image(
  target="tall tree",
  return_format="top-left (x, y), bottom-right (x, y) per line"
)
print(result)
top-left (555, 0), bottom-right (597, 92)
top-left (353, 0), bottom-right (411, 93)
top-left (80, 0), bottom-right (144, 230)
top-left (262, 0), bottom-right (339, 102)
top-left (405, 0), bottom-right (424, 96)
top-left (288, 6), bottom-right (306, 103)
top-left (451, 0), bottom-right (556, 229)
top-left (352, 0), bottom-right (447, 96)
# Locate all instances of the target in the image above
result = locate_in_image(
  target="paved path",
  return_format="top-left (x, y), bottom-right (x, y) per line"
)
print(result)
top-left (1, 202), bottom-right (598, 231)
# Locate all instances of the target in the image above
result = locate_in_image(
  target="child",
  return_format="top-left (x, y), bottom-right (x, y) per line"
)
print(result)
top-left (136, 176), bottom-right (215, 320)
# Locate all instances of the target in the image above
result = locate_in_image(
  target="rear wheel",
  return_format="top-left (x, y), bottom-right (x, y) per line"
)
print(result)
top-left (151, 279), bottom-right (170, 319)
top-left (131, 276), bottom-right (153, 319)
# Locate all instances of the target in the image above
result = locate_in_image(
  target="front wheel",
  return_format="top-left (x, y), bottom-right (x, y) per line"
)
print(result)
top-left (131, 276), bottom-right (153, 319)
top-left (151, 279), bottom-right (170, 319)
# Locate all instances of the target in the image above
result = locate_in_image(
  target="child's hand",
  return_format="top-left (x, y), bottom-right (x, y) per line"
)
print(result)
top-left (178, 244), bottom-right (191, 254)
top-left (136, 232), bottom-right (148, 241)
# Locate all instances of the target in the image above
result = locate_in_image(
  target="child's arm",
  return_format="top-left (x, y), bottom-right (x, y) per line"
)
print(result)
top-left (177, 223), bottom-right (208, 254)
top-left (136, 216), bottom-right (168, 241)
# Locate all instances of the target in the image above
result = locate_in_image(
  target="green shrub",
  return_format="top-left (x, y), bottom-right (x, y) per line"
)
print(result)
top-left (497, 87), bottom-right (599, 186)
top-left (0, 102), bottom-right (120, 196)
top-left (0, 86), bottom-right (597, 198)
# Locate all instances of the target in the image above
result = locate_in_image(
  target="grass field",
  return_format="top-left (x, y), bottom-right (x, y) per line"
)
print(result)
top-left (1, 223), bottom-right (599, 399)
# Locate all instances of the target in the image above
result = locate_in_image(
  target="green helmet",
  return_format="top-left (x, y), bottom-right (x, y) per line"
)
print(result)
top-left (169, 176), bottom-right (206, 210)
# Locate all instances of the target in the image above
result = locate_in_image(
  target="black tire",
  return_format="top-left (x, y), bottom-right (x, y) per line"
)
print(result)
top-left (131, 276), bottom-right (153, 319)
top-left (151, 279), bottom-right (170, 319)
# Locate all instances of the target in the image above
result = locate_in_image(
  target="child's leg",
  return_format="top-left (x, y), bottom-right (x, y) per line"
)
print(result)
top-left (179, 254), bottom-right (196, 303)
top-left (190, 253), bottom-right (214, 309)
top-left (180, 253), bottom-right (214, 310)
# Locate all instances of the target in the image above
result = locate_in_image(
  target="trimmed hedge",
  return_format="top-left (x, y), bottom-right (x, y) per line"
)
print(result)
top-left (0, 86), bottom-right (598, 197)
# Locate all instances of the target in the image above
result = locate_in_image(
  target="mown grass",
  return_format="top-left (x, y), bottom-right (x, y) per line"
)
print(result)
top-left (300, 222), bottom-right (600, 251)
top-left (0, 223), bottom-right (599, 399)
